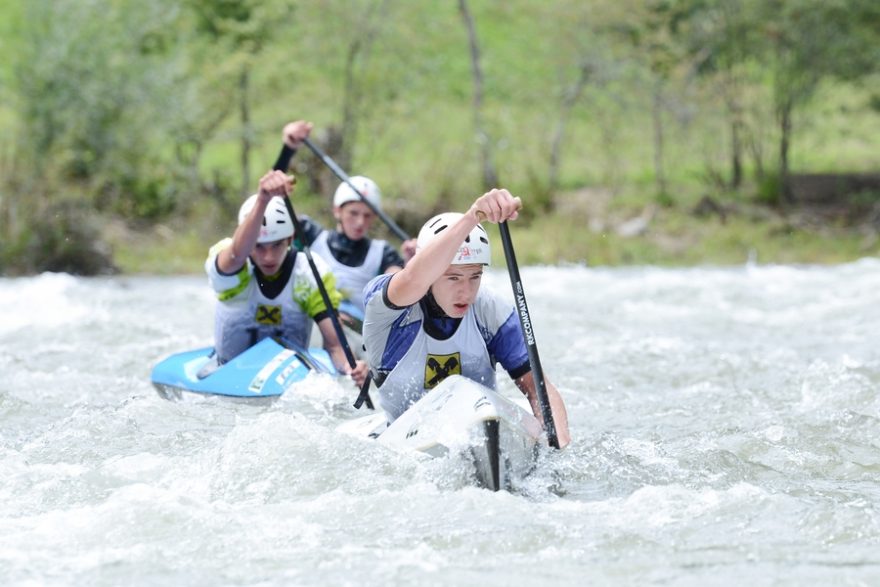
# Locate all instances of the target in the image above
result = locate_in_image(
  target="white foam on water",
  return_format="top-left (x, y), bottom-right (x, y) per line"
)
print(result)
top-left (0, 273), bottom-right (95, 334)
top-left (2, 261), bottom-right (880, 585)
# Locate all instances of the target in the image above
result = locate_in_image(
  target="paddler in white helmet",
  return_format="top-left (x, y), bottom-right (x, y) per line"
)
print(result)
top-left (205, 168), bottom-right (368, 385)
top-left (275, 120), bottom-right (417, 329)
top-left (361, 188), bottom-right (570, 447)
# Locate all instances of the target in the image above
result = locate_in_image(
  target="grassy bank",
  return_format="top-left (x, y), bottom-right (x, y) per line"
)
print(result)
top-left (106, 195), bottom-right (880, 275)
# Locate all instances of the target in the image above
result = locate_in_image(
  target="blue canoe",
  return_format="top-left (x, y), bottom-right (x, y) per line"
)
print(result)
top-left (151, 337), bottom-right (336, 400)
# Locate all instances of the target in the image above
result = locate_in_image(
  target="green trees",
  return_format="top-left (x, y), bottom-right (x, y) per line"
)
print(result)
top-left (2, 0), bottom-right (191, 273)
top-left (1, 0), bottom-right (298, 273)
top-left (188, 0), bottom-right (296, 200)
top-left (16, 1), bottom-right (188, 215)
top-left (667, 0), bottom-right (879, 201)
top-left (0, 0), bottom-right (876, 274)
top-left (757, 0), bottom-right (879, 202)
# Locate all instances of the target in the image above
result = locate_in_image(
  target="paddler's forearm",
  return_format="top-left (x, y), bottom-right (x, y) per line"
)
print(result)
top-left (218, 203), bottom-right (266, 273)
top-left (328, 344), bottom-right (350, 374)
top-left (518, 372), bottom-right (571, 449)
top-left (273, 144), bottom-right (296, 172)
top-left (545, 382), bottom-right (571, 448)
top-left (316, 316), bottom-right (351, 374)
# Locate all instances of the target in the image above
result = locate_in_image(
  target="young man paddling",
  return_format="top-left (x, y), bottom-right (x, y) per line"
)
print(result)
top-left (361, 188), bottom-right (570, 447)
top-left (275, 120), bottom-right (417, 328)
top-left (205, 168), bottom-right (368, 385)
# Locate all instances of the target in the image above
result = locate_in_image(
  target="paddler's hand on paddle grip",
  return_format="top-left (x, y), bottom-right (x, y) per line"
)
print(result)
top-left (469, 188), bottom-right (522, 224)
top-left (257, 169), bottom-right (296, 204)
top-left (346, 359), bottom-right (370, 388)
top-left (282, 120), bottom-right (313, 149)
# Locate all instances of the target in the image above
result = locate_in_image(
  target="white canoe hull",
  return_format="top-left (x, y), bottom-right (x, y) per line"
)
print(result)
top-left (338, 375), bottom-right (545, 491)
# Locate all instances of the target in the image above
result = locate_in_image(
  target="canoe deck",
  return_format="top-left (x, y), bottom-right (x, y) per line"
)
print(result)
top-left (338, 375), bottom-right (545, 491)
top-left (151, 337), bottom-right (335, 400)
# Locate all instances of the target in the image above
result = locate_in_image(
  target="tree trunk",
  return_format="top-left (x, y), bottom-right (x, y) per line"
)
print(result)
top-left (724, 76), bottom-right (744, 189)
top-left (337, 0), bottom-right (386, 174)
top-left (652, 81), bottom-right (667, 199)
top-left (239, 66), bottom-right (251, 200)
top-left (778, 95), bottom-right (794, 205)
top-left (340, 37), bottom-right (363, 172)
top-left (730, 115), bottom-right (743, 189)
top-left (747, 126), bottom-right (765, 182)
top-left (458, 0), bottom-right (498, 190)
top-left (550, 60), bottom-right (591, 198)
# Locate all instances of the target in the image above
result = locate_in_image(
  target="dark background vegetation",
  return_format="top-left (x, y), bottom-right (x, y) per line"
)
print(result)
top-left (0, 0), bottom-right (878, 274)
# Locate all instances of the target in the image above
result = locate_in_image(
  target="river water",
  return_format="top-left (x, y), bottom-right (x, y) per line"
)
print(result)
top-left (1, 260), bottom-right (879, 586)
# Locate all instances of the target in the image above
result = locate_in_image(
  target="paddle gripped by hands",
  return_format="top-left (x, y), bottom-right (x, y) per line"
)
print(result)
top-left (218, 170), bottom-right (295, 273)
top-left (388, 188), bottom-right (523, 308)
top-left (256, 169), bottom-right (295, 206)
top-left (282, 120), bottom-right (313, 149)
top-left (468, 188), bottom-right (521, 224)
top-left (318, 314), bottom-right (369, 386)
top-left (348, 359), bottom-right (370, 388)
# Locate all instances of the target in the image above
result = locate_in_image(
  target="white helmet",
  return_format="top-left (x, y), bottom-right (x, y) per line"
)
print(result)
top-left (333, 175), bottom-right (382, 209)
top-left (416, 212), bottom-right (491, 265)
top-left (238, 194), bottom-right (294, 243)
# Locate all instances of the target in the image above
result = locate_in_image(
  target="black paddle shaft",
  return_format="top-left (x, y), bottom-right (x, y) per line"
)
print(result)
top-left (272, 150), bottom-right (356, 368)
top-left (303, 137), bottom-right (411, 242)
top-left (282, 193), bottom-right (375, 410)
top-left (272, 152), bottom-right (374, 409)
top-left (498, 221), bottom-right (559, 449)
top-left (282, 196), bottom-right (355, 368)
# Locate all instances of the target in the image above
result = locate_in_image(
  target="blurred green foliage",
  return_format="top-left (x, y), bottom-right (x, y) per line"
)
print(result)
top-left (0, 0), bottom-right (877, 273)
